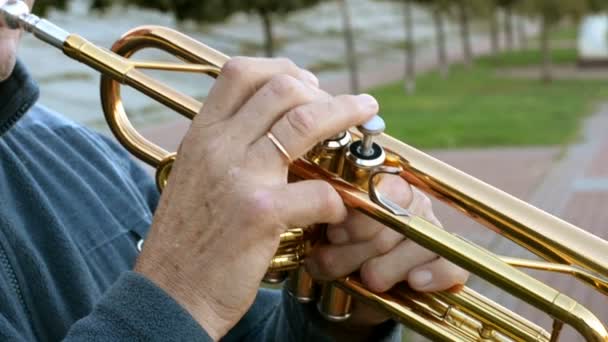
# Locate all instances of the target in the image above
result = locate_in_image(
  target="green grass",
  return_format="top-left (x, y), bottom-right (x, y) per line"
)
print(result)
top-left (369, 48), bottom-right (608, 149)
top-left (477, 47), bottom-right (578, 68)
top-left (548, 26), bottom-right (578, 42)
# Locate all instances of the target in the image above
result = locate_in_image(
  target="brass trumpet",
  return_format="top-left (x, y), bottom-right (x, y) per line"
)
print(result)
top-left (3, 1), bottom-right (608, 340)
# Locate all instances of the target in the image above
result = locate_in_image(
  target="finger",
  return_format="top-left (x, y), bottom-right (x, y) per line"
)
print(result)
top-left (250, 94), bottom-right (378, 166)
top-left (271, 180), bottom-right (347, 229)
top-left (408, 187), bottom-right (436, 221)
top-left (195, 57), bottom-right (318, 126)
top-left (230, 74), bottom-right (329, 143)
top-left (327, 175), bottom-right (412, 244)
top-left (306, 227), bottom-right (403, 281)
top-left (407, 258), bottom-right (469, 292)
top-left (359, 240), bottom-right (437, 293)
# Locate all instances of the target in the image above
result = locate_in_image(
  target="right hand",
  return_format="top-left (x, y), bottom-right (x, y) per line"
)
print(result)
top-left (134, 57), bottom-right (379, 340)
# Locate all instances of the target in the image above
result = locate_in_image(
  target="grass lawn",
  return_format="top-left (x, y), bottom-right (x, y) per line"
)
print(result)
top-left (369, 48), bottom-right (608, 149)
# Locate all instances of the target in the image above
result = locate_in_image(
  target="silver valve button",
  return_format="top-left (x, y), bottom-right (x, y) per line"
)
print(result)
top-left (357, 115), bottom-right (385, 157)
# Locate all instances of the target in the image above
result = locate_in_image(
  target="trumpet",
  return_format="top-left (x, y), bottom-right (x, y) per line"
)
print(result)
top-left (3, 1), bottom-right (608, 340)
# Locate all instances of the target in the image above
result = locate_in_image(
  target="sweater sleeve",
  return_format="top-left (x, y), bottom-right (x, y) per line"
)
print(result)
top-left (63, 272), bottom-right (212, 341)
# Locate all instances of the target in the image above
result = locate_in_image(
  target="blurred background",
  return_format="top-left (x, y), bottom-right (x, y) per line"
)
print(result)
top-left (20, 0), bottom-right (608, 341)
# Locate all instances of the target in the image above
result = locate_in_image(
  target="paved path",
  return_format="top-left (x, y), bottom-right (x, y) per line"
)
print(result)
top-left (473, 105), bottom-right (608, 342)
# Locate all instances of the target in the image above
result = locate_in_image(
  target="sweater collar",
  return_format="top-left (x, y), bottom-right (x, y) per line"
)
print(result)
top-left (0, 60), bottom-right (39, 135)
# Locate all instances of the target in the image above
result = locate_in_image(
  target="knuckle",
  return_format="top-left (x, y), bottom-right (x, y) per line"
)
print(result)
top-left (333, 95), bottom-right (354, 114)
top-left (335, 94), bottom-right (368, 120)
top-left (287, 105), bottom-right (317, 138)
top-left (361, 260), bottom-right (389, 293)
top-left (275, 57), bottom-right (298, 72)
top-left (315, 248), bottom-right (338, 278)
top-left (267, 74), bottom-right (301, 98)
top-left (221, 57), bottom-right (250, 80)
top-left (318, 183), bottom-right (345, 222)
top-left (373, 231), bottom-right (396, 255)
top-left (244, 190), bottom-right (280, 228)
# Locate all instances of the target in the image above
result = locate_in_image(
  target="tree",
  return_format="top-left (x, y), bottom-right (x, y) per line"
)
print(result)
top-left (336, 0), bottom-right (360, 93)
top-left (488, 1), bottom-right (501, 54)
top-left (415, 0), bottom-right (451, 78)
top-left (240, 1), bottom-right (327, 58)
top-left (92, 0), bottom-right (325, 58)
top-left (455, 0), bottom-right (472, 67)
top-left (376, 0), bottom-right (416, 94)
top-left (32, 0), bottom-right (69, 15)
top-left (402, 0), bottom-right (416, 93)
top-left (521, 0), bottom-right (593, 83)
top-left (517, 15), bottom-right (527, 50)
top-left (495, 0), bottom-right (518, 51)
top-left (453, 0), bottom-right (482, 67)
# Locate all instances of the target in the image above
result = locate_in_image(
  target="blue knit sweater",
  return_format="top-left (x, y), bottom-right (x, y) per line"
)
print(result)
top-left (0, 62), bottom-right (400, 341)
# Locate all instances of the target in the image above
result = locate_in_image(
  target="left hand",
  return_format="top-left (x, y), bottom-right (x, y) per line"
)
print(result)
top-left (305, 175), bottom-right (469, 327)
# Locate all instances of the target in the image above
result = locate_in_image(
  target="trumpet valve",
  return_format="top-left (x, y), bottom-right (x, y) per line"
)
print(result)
top-left (263, 271), bottom-right (288, 284)
top-left (356, 115), bottom-right (386, 157)
top-left (287, 267), bottom-right (317, 303)
top-left (318, 282), bottom-right (353, 322)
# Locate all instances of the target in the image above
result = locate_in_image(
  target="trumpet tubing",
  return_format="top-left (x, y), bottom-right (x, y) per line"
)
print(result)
top-left (4, 1), bottom-right (608, 340)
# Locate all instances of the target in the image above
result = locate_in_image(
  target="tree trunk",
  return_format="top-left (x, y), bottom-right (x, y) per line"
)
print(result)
top-left (540, 14), bottom-right (552, 83)
top-left (260, 10), bottom-right (274, 57)
top-left (403, 0), bottom-right (415, 94)
top-left (457, 0), bottom-right (473, 67)
top-left (504, 5), bottom-right (514, 51)
top-left (489, 6), bottom-right (500, 55)
top-left (432, 6), bottom-right (449, 78)
top-left (337, 0), bottom-right (360, 93)
top-left (518, 16), bottom-right (528, 50)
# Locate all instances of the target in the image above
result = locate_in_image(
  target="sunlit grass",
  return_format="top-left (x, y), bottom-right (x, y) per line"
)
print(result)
top-left (369, 48), bottom-right (608, 149)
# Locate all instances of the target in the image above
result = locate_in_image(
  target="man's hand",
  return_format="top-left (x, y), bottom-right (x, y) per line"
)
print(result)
top-left (134, 57), bottom-right (379, 340)
top-left (306, 175), bottom-right (470, 327)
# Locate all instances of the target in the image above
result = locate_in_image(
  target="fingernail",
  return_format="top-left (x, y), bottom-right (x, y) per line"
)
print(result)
top-left (301, 69), bottom-right (319, 86)
top-left (327, 226), bottom-right (349, 244)
top-left (357, 94), bottom-right (379, 112)
top-left (410, 270), bottom-right (433, 288)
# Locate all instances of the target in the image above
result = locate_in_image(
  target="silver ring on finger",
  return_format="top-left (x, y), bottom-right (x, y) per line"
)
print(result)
top-left (266, 131), bottom-right (293, 164)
